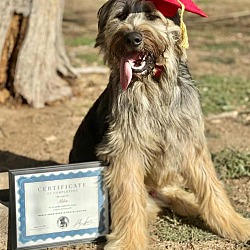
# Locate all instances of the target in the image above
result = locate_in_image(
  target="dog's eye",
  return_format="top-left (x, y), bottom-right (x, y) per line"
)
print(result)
top-left (146, 13), bottom-right (161, 21)
top-left (116, 12), bottom-right (128, 21)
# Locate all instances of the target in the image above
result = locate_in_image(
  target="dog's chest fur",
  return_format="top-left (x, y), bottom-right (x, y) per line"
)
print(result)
top-left (97, 63), bottom-right (205, 173)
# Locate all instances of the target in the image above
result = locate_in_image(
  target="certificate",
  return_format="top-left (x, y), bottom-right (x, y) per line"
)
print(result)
top-left (9, 162), bottom-right (109, 250)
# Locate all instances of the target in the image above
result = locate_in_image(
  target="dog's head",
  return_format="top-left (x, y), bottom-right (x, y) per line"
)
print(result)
top-left (95, 0), bottom-right (184, 90)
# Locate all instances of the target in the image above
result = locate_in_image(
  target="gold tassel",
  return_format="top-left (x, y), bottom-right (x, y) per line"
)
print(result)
top-left (177, 0), bottom-right (189, 49)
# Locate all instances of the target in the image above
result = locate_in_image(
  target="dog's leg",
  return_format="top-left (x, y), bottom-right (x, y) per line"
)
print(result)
top-left (104, 153), bottom-right (149, 250)
top-left (146, 195), bottom-right (162, 222)
top-left (156, 186), bottom-right (199, 217)
top-left (183, 146), bottom-right (250, 241)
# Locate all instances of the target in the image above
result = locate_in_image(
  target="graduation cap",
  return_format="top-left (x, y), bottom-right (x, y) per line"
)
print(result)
top-left (150, 0), bottom-right (208, 48)
top-left (150, 0), bottom-right (207, 18)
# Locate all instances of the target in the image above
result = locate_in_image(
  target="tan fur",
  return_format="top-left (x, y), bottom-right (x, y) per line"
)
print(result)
top-left (70, 0), bottom-right (250, 249)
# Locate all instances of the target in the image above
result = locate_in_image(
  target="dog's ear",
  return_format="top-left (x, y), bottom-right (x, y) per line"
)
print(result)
top-left (95, 0), bottom-right (115, 48)
top-left (167, 14), bottom-right (187, 60)
top-left (167, 13), bottom-right (182, 42)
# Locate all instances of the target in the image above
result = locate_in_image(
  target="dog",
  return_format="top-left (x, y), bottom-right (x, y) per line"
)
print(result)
top-left (69, 0), bottom-right (250, 249)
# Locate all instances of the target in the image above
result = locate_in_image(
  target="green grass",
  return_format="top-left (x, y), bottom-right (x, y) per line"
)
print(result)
top-left (200, 41), bottom-right (249, 53)
top-left (76, 52), bottom-right (103, 65)
top-left (200, 55), bottom-right (235, 65)
top-left (154, 210), bottom-right (249, 248)
top-left (212, 148), bottom-right (250, 179)
top-left (154, 212), bottom-right (218, 243)
top-left (65, 36), bottom-right (95, 47)
top-left (196, 75), bottom-right (250, 114)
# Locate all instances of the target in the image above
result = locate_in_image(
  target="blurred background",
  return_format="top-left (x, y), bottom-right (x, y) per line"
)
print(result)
top-left (64, 0), bottom-right (250, 116)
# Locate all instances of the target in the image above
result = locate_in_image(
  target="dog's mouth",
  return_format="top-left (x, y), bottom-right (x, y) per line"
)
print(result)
top-left (120, 51), bottom-right (154, 90)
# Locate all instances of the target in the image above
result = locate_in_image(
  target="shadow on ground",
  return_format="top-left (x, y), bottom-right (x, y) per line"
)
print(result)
top-left (0, 151), bottom-right (59, 172)
top-left (0, 151), bottom-right (59, 202)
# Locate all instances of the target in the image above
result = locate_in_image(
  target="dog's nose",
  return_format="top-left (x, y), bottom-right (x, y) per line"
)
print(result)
top-left (125, 32), bottom-right (142, 47)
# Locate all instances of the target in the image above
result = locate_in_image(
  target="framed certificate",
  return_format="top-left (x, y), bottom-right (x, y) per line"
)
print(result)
top-left (9, 162), bottom-right (109, 250)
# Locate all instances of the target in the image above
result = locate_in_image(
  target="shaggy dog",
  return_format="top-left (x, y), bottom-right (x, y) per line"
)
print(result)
top-left (69, 0), bottom-right (250, 249)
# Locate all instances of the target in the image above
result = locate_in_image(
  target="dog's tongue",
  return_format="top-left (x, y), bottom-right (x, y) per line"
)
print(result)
top-left (120, 52), bottom-right (140, 90)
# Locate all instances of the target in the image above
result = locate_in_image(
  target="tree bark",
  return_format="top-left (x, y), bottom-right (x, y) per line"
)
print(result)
top-left (0, 0), bottom-right (76, 108)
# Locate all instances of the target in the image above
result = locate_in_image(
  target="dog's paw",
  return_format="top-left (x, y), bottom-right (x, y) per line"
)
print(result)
top-left (218, 216), bottom-right (250, 242)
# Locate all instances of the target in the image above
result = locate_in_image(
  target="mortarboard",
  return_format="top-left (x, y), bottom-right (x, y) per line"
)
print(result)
top-left (150, 0), bottom-right (208, 48)
top-left (150, 0), bottom-right (207, 17)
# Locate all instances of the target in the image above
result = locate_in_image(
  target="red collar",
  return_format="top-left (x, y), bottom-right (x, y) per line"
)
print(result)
top-left (153, 65), bottom-right (164, 78)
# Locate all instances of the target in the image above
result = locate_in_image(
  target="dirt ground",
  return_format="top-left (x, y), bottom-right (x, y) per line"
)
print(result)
top-left (0, 0), bottom-right (250, 249)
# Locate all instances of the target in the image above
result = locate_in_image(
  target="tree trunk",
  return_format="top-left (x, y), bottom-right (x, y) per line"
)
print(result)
top-left (0, 0), bottom-right (76, 108)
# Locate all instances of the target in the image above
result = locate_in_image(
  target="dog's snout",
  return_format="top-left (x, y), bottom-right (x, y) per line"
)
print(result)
top-left (125, 32), bottom-right (142, 47)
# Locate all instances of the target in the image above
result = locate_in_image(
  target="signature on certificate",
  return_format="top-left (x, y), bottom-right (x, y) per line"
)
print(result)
top-left (74, 216), bottom-right (96, 229)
